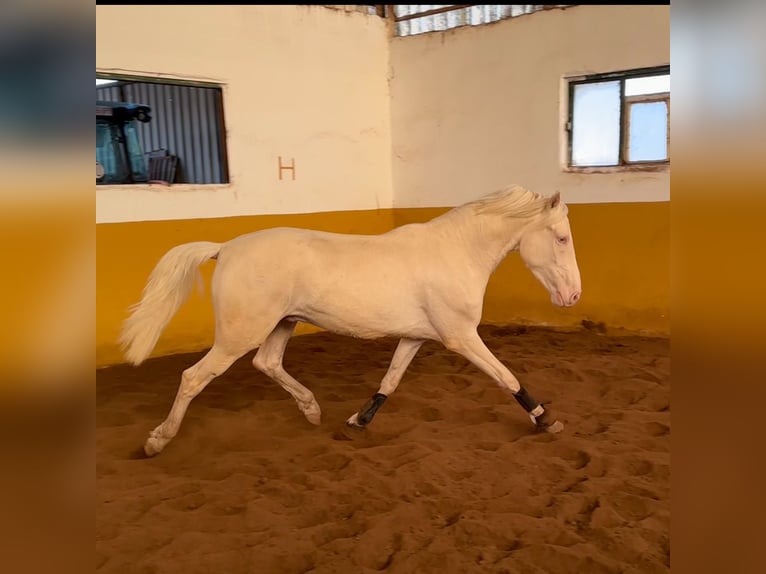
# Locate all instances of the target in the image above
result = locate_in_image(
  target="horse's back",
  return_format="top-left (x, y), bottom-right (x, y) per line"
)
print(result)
top-left (214, 226), bottom-right (391, 299)
top-left (218, 227), bottom-right (377, 265)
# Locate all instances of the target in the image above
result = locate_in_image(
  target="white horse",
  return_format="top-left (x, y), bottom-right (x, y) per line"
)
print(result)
top-left (120, 185), bottom-right (582, 457)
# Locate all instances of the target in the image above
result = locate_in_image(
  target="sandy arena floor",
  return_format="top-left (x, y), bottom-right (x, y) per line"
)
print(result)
top-left (97, 324), bottom-right (670, 574)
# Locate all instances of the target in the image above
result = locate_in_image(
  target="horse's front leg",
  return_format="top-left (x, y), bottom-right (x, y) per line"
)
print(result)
top-left (443, 330), bottom-right (563, 433)
top-left (347, 338), bottom-right (424, 428)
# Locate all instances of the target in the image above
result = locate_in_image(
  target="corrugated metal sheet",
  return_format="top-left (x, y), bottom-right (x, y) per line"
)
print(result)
top-left (394, 5), bottom-right (569, 37)
top-left (96, 84), bottom-right (122, 102)
top-left (96, 81), bottom-right (227, 184)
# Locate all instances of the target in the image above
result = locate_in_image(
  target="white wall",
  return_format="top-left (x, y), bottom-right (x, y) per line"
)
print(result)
top-left (96, 5), bottom-right (392, 223)
top-left (97, 5), bottom-right (670, 224)
top-left (388, 5), bottom-right (670, 208)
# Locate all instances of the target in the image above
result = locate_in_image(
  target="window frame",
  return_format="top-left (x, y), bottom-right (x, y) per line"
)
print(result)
top-left (95, 72), bottom-right (231, 188)
top-left (565, 65), bottom-right (670, 172)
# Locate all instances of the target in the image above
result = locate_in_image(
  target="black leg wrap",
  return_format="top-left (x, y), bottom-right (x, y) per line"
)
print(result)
top-left (513, 386), bottom-right (541, 413)
top-left (356, 393), bottom-right (388, 426)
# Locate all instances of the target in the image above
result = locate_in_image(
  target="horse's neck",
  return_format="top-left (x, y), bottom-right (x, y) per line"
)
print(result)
top-left (429, 207), bottom-right (527, 275)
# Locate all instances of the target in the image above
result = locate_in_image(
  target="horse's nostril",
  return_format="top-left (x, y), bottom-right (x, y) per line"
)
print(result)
top-left (570, 292), bottom-right (580, 304)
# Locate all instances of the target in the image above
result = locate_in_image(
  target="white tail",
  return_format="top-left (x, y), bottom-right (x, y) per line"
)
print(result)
top-left (120, 241), bottom-right (221, 366)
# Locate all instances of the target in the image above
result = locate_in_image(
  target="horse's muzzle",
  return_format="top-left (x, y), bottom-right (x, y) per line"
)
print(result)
top-left (553, 289), bottom-right (581, 307)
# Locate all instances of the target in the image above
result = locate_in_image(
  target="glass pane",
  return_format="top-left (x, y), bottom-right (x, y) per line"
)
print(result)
top-left (96, 120), bottom-right (127, 184)
top-left (625, 74), bottom-right (670, 96)
top-left (628, 101), bottom-right (668, 162)
top-left (123, 121), bottom-right (149, 182)
top-left (571, 80), bottom-right (621, 167)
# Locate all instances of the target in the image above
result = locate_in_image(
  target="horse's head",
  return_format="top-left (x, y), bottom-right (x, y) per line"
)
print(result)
top-left (518, 192), bottom-right (582, 307)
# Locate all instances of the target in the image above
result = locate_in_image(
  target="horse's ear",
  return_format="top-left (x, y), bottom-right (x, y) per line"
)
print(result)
top-left (549, 191), bottom-right (561, 209)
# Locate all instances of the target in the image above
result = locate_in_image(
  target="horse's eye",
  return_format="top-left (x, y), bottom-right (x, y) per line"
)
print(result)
top-left (557, 236), bottom-right (568, 245)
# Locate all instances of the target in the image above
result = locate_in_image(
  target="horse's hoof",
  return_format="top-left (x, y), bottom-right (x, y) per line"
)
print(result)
top-left (345, 413), bottom-right (365, 429)
top-left (533, 410), bottom-right (564, 434)
top-left (144, 436), bottom-right (165, 457)
top-left (303, 403), bottom-right (322, 426)
top-left (540, 419), bottom-right (564, 434)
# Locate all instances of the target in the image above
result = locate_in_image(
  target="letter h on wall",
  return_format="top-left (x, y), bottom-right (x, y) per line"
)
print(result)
top-left (278, 156), bottom-right (296, 181)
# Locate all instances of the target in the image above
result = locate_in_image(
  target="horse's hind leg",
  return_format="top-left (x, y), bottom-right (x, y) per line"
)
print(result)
top-left (144, 343), bottom-right (248, 456)
top-left (253, 319), bottom-right (322, 425)
top-left (347, 338), bottom-right (424, 428)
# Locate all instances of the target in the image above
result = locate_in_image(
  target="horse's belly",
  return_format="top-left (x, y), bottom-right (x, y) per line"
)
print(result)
top-left (288, 259), bottom-right (435, 338)
top-left (292, 302), bottom-right (436, 340)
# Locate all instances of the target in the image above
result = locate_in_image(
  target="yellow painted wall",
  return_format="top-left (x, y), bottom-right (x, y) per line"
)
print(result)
top-left (98, 201), bottom-right (668, 366)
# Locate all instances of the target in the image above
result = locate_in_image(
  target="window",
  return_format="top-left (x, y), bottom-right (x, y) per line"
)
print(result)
top-left (567, 66), bottom-right (669, 168)
top-left (96, 75), bottom-right (229, 185)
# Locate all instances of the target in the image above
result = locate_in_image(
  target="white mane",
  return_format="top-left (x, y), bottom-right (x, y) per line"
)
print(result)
top-left (461, 184), bottom-right (566, 220)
